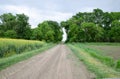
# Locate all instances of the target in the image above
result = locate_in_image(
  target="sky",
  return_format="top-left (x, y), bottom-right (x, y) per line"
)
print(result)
top-left (0, 0), bottom-right (120, 28)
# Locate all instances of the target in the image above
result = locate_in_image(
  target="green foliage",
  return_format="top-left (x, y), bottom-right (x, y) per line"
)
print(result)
top-left (115, 60), bottom-right (120, 70)
top-left (61, 8), bottom-right (120, 42)
top-left (4, 30), bottom-right (17, 38)
top-left (0, 13), bottom-right (32, 40)
top-left (81, 22), bottom-right (104, 42)
top-left (0, 30), bottom-right (4, 37)
top-left (0, 13), bottom-right (16, 31)
top-left (32, 20), bottom-right (62, 42)
top-left (109, 20), bottom-right (120, 42)
top-left (0, 9), bottom-right (120, 42)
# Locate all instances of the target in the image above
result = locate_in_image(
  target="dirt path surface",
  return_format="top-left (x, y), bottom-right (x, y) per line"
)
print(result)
top-left (0, 44), bottom-right (92, 79)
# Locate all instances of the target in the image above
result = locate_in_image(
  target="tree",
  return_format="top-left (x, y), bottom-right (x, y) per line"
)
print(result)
top-left (4, 30), bottom-right (17, 38)
top-left (93, 8), bottom-right (104, 27)
top-left (0, 13), bottom-right (16, 31)
top-left (81, 22), bottom-right (104, 42)
top-left (109, 20), bottom-right (120, 42)
top-left (0, 13), bottom-right (32, 39)
top-left (34, 21), bottom-right (62, 42)
top-left (31, 28), bottom-right (43, 40)
top-left (15, 14), bottom-right (31, 39)
top-left (67, 23), bottom-right (80, 42)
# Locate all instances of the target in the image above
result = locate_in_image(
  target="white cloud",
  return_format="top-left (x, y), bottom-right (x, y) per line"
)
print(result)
top-left (0, 5), bottom-right (73, 28)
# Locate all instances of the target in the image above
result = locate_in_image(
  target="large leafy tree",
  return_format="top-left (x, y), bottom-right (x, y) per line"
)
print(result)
top-left (0, 13), bottom-right (16, 31)
top-left (109, 20), bottom-right (120, 42)
top-left (81, 22), bottom-right (104, 42)
top-left (15, 14), bottom-right (31, 39)
top-left (0, 13), bottom-right (32, 39)
top-left (33, 21), bottom-right (62, 42)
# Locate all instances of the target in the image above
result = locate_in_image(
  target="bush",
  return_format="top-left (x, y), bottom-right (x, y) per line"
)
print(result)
top-left (4, 30), bottom-right (17, 38)
top-left (115, 60), bottom-right (120, 69)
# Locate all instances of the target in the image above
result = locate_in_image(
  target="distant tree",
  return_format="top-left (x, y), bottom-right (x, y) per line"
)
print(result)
top-left (109, 20), bottom-right (120, 42)
top-left (0, 13), bottom-right (16, 31)
top-left (110, 12), bottom-right (120, 21)
top-left (0, 13), bottom-right (32, 39)
top-left (15, 14), bottom-right (31, 39)
top-left (33, 21), bottom-right (62, 42)
top-left (81, 22), bottom-right (104, 42)
top-left (0, 30), bottom-right (4, 37)
top-left (93, 8), bottom-right (104, 27)
top-left (67, 23), bottom-right (80, 42)
top-left (4, 30), bottom-right (17, 38)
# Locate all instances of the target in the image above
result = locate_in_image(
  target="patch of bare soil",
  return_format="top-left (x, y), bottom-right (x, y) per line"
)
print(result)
top-left (87, 45), bottom-right (120, 60)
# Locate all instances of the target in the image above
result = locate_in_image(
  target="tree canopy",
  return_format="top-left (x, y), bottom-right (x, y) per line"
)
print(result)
top-left (61, 8), bottom-right (120, 42)
top-left (0, 8), bottom-right (120, 42)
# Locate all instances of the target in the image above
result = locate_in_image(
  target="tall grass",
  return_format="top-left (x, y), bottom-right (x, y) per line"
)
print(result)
top-left (0, 38), bottom-right (45, 57)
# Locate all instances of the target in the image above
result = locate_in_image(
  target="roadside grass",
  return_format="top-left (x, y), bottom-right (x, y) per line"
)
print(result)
top-left (77, 43), bottom-right (120, 71)
top-left (76, 44), bottom-right (115, 67)
top-left (68, 44), bottom-right (120, 78)
top-left (0, 43), bottom-right (55, 71)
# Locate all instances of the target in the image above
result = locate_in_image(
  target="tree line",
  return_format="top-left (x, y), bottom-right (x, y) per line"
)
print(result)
top-left (61, 8), bottom-right (120, 42)
top-left (0, 8), bottom-right (120, 42)
top-left (0, 13), bottom-right (62, 42)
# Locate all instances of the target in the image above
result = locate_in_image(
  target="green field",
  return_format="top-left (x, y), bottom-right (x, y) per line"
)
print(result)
top-left (68, 43), bottom-right (120, 78)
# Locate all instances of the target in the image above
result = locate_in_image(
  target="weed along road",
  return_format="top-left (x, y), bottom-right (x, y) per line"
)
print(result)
top-left (0, 44), bottom-right (91, 79)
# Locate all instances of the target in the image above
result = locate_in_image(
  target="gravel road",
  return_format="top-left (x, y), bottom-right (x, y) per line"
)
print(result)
top-left (0, 44), bottom-right (92, 79)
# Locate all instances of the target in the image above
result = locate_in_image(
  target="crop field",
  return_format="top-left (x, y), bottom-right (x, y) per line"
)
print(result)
top-left (0, 38), bottom-right (45, 57)
top-left (68, 43), bottom-right (120, 78)
top-left (84, 43), bottom-right (120, 60)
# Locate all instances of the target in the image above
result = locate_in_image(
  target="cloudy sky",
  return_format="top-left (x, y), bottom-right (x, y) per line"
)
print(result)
top-left (0, 0), bottom-right (120, 28)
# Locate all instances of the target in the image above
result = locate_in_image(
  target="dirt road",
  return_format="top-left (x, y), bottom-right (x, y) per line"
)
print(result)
top-left (0, 45), bottom-right (92, 79)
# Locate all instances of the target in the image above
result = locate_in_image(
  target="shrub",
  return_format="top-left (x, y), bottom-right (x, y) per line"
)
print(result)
top-left (115, 60), bottom-right (120, 70)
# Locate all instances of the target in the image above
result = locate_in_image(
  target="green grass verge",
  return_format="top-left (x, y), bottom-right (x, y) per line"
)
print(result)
top-left (76, 43), bottom-right (115, 67)
top-left (0, 43), bottom-right (55, 71)
top-left (76, 43), bottom-right (120, 71)
top-left (68, 44), bottom-right (120, 78)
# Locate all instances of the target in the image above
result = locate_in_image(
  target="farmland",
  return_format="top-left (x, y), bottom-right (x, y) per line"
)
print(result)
top-left (84, 43), bottom-right (120, 60)
top-left (68, 43), bottom-right (120, 78)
